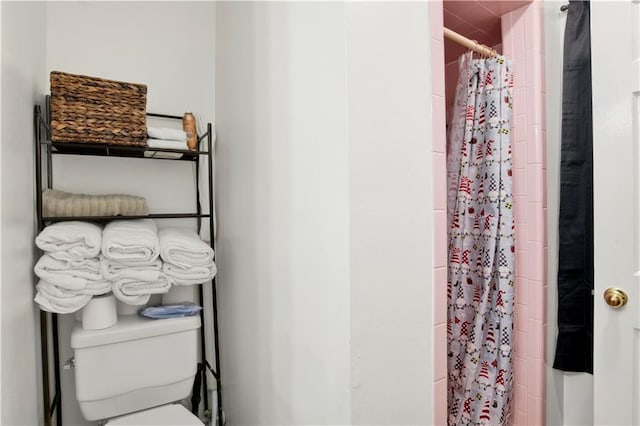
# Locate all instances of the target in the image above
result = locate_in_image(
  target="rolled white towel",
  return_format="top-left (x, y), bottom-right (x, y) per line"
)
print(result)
top-left (147, 127), bottom-right (187, 142)
top-left (102, 219), bottom-right (159, 266)
top-left (34, 255), bottom-right (103, 290)
top-left (111, 274), bottom-right (172, 306)
top-left (163, 261), bottom-right (217, 286)
top-left (35, 221), bottom-right (102, 260)
top-left (159, 227), bottom-right (214, 269)
top-left (34, 280), bottom-right (93, 314)
top-left (146, 139), bottom-right (188, 151)
top-left (100, 256), bottom-right (162, 282)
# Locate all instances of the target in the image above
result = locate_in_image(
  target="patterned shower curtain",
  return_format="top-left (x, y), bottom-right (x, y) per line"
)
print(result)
top-left (446, 52), bottom-right (515, 426)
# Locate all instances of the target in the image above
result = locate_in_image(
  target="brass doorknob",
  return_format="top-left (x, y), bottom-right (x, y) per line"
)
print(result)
top-left (604, 288), bottom-right (628, 308)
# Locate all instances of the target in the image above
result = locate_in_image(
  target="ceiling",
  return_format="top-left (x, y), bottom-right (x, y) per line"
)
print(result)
top-left (443, 0), bottom-right (532, 63)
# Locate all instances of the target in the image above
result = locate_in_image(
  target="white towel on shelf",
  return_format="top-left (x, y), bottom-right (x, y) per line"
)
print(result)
top-left (159, 227), bottom-right (214, 269)
top-left (146, 138), bottom-right (188, 151)
top-left (111, 274), bottom-right (172, 306)
top-left (34, 281), bottom-right (93, 314)
top-left (147, 127), bottom-right (187, 142)
top-left (38, 279), bottom-right (109, 296)
top-left (34, 255), bottom-right (103, 290)
top-left (100, 256), bottom-right (162, 282)
top-left (163, 261), bottom-right (217, 286)
top-left (35, 221), bottom-right (102, 260)
top-left (80, 280), bottom-right (112, 296)
top-left (102, 219), bottom-right (159, 266)
top-left (42, 189), bottom-right (148, 218)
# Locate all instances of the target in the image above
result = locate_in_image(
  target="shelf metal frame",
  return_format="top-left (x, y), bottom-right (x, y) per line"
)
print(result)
top-left (40, 141), bottom-right (210, 161)
top-left (34, 103), bottom-right (223, 426)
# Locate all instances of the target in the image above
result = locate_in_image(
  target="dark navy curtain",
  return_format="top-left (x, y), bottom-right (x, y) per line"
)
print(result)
top-left (553, 0), bottom-right (594, 374)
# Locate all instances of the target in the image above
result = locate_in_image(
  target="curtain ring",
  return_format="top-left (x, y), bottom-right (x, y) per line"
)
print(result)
top-left (471, 39), bottom-right (480, 58)
top-left (480, 43), bottom-right (487, 59)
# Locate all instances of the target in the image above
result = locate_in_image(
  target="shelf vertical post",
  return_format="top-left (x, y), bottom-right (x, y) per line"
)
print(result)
top-left (36, 103), bottom-right (63, 426)
top-left (46, 101), bottom-right (62, 426)
top-left (35, 106), bottom-right (43, 231)
top-left (52, 313), bottom-right (62, 426)
top-left (195, 142), bottom-right (209, 413)
top-left (35, 105), bottom-right (52, 426)
top-left (207, 123), bottom-right (223, 426)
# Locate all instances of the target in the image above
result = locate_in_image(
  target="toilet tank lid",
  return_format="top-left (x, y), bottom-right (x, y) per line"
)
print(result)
top-left (71, 314), bottom-right (200, 349)
top-left (107, 404), bottom-right (203, 425)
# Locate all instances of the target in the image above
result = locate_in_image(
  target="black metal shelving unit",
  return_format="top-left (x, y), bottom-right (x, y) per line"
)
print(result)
top-left (34, 103), bottom-right (223, 426)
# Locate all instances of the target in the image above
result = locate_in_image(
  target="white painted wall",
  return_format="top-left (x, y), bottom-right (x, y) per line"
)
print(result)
top-left (0, 1), bottom-right (47, 425)
top-left (216, 2), bottom-right (433, 425)
top-left (544, 2), bottom-right (594, 425)
top-left (45, 2), bottom-right (215, 424)
top-left (215, 3), bottom-right (352, 424)
top-left (346, 3), bottom-right (433, 424)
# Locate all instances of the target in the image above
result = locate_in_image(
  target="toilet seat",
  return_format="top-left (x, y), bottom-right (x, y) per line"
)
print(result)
top-left (107, 404), bottom-right (203, 425)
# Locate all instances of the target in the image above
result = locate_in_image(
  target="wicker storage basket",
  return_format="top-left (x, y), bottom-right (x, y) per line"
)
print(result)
top-left (49, 71), bottom-right (147, 146)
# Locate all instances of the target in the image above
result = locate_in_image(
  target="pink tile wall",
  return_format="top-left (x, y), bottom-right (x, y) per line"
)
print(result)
top-left (429, 1), bottom-right (448, 425)
top-left (502, 1), bottom-right (547, 424)
top-left (431, 1), bottom-right (547, 425)
top-left (442, 0), bottom-right (530, 62)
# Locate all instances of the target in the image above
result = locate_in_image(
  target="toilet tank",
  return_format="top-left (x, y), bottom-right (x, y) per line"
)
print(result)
top-left (70, 314), bottom-right (200, 421)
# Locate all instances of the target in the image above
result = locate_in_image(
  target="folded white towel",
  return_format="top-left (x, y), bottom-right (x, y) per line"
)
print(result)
top-left (100, 256), bottom-right (162, 282)
top-left (159, 227), bottom-right (214, 269)
top-left (102, 219), bottom-right (159, 266)
top-left (35, 221), bottom-right (102, 260)
top-left (163, 261), bottom-right (217, 286)
top-left (34, 280), bottom-right (93, 314)
top-left (147, 127), bottom-right (187, 142)
top-left (43, 189), bottom-right (148, 218)
top-left (111, 274), bottom-right (172, 306)
top-left (146, 138), bottom-right (188, 151)
top-left (80, 280), bottom-right (112, 296)
top-left (34, 255), bottom-right (103, 290)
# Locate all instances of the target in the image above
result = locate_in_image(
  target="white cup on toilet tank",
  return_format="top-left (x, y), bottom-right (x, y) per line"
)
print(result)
top-left (82, 293), bottom-right (117, 330)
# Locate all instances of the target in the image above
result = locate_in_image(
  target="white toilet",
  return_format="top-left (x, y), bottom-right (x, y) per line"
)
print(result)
top-left (70, 314), bottom-right (204, 425)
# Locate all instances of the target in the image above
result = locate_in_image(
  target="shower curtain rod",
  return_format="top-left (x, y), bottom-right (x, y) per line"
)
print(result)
top-left (444, 26), bottom-right (498, 58)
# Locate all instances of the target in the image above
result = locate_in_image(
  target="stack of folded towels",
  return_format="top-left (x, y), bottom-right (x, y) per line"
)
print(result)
top-left (34, 222), bottom-right (110, 314)
top-left (33, 219), bottom-right (218, 314)
top-left (101, 219), bottom-right (171, 306)
top-left (145, 126), bottom-right (188, 159)
top-left (159, 228), bottom-right (217, 285)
